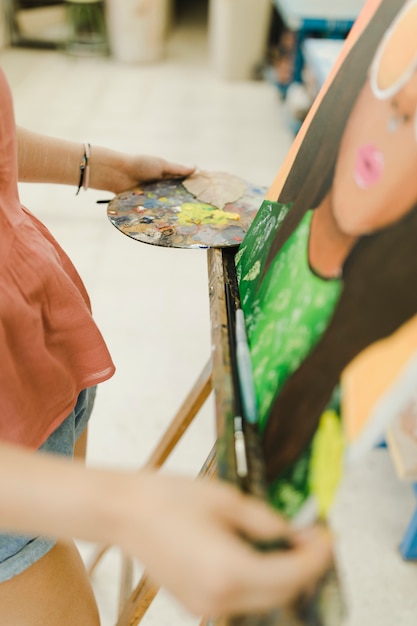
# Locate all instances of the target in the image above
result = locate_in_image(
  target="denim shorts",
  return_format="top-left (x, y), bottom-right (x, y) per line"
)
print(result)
top-left (0, 386), bottom-right (97, 582)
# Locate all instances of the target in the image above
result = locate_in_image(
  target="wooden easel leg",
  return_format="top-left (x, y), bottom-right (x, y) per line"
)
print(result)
top-left (116, 586), bottom-right (214, 626)
top-left (116, 573), bottom-right (158, 626)
top-left (199, 442), bottom-right (217, 479)
top-left (117, 355), bottom-right (215, 613)
top-left (87, 543), bottom-right (109, 577)
top-left (118, 552), bottom-right (135, 616)
top-left (145, 357), bottom-right (213, 469)
top-left (114, 443), bottom-right (217, 626)
top-left (87, 359), bottom-right (214, 623)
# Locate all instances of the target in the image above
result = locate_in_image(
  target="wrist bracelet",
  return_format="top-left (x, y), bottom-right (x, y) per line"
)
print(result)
top-left (76, 142), bottom-right (91, 195)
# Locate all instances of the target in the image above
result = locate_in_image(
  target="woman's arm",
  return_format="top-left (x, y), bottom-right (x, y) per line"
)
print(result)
top-left (16, 127), bottom-right (194, 194)
top-left (0, 440), bottom-right (332, 617)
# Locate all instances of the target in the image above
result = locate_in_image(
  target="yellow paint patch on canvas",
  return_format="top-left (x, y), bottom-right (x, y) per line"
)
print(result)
top-left (309, 410), bottom-right (344, 518)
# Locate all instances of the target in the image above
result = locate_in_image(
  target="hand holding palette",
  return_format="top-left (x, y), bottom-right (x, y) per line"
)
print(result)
top-left (107, 170), bottom-right (266, 249)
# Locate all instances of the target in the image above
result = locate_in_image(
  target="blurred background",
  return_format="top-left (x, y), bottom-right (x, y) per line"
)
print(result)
top-left (1, 2), bottom-right (416, 626)
top-left (0, 0), bottom-right (367, 130)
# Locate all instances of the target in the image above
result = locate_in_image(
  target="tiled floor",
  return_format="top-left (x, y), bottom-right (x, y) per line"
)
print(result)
top-left (1, 4), bottom-right (417, 626)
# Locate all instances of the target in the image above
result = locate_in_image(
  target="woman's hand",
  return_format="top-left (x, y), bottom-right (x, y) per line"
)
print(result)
top-left (16, 127), bottom-right (195, 194)
top-left (0, 442), bottom-right (333, 619)
top-left (88, 147), bottom-right (195, 193)
top-left (116, 472), bottom-right (334, 618)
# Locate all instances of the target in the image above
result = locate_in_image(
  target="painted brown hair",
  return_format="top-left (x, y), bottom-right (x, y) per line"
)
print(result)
top-left (260, 0), bottom-right (417, 481)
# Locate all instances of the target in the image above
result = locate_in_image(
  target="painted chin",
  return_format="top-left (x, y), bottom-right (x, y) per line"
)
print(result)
top-left (354, 144), bottom-right (384, 190)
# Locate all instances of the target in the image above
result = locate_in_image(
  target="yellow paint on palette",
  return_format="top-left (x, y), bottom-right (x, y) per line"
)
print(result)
top-left (178, 202), bottom-right (240, 226)
top-left (309, 410), bottom-right (344, 518)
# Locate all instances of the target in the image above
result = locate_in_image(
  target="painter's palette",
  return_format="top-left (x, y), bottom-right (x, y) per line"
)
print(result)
top-left (107, 177), bottom-right (266, 249)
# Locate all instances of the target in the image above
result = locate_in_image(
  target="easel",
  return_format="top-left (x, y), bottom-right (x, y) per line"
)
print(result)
top-left (88, 351), bottom-right (215, 626)
top-left (88, 246), bottom-right (270, 626)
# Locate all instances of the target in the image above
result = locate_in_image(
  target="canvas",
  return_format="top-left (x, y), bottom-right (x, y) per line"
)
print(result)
top-left (235, 0), bottom-right (417, 522)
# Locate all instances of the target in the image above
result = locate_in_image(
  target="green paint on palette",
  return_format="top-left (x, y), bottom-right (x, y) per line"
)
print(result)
top-left (107, 177), bottom-right (267, 249)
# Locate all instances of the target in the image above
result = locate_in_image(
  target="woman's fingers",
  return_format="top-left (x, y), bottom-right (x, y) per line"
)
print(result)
top-left (222, 488), bottom-right (295, 543)
top-left (160, 158), bottom-right (196, 178)
top-left (200, 488), bottom-right (334, 615)
top-left (200, 526), bottom-right (333, 617)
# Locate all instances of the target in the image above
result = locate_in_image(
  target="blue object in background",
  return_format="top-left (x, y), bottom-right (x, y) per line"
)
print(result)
top-left (400, 484), bottom-right (417, 560)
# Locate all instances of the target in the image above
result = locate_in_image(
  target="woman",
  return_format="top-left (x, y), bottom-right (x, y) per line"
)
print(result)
top-left (0, 63), bottom-right (331, 624)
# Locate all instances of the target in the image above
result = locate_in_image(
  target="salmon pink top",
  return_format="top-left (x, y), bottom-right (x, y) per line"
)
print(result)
top-left (0, 68), bottom-right (115, 448)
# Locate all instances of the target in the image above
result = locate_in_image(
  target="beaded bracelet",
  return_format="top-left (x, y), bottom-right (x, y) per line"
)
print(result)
top-left (76, 142), bottom-right (91, 195)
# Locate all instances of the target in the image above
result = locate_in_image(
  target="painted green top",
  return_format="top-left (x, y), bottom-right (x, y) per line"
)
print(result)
top-left (236, 201), bottom-right (342, 430)
top-left (235, 200), bottom-right (345, 517)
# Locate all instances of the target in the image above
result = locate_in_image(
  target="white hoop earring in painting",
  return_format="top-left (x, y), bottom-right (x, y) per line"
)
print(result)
top-left (370, 0), bottom-right (417, 100)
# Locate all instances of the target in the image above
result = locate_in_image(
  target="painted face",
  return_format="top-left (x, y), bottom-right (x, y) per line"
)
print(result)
top-left (332, 0), bottom-right (417, 236)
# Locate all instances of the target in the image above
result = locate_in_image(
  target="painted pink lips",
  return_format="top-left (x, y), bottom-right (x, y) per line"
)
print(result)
top-left (354, 144), bottom-right (384, 189)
